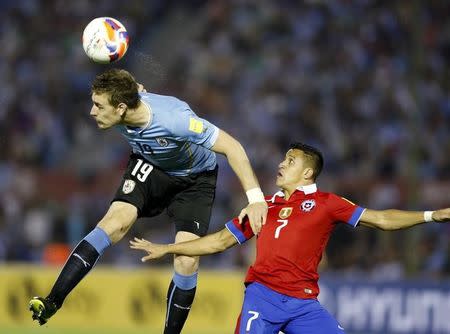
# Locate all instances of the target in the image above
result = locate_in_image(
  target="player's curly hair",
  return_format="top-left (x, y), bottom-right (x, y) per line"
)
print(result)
top-left (91, 68), bottom-right (139, 108)
top-left (289, 142), bottom-right (324, 180)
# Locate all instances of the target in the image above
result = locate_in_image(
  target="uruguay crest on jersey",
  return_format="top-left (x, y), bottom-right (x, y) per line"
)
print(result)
top-left (156, 137), bottom-right (169, 147)
top-left (122, 179), bottom-right (136, 194)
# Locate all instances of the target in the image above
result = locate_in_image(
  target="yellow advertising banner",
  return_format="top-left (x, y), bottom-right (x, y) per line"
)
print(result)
top-left (0, 265), bottom-right (245, 333)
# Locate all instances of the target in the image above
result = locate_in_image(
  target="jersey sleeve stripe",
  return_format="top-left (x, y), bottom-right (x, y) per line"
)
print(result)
top-left (205, 125), bottom-right (220, 148)
top-left (225, 221), bottom-right (247, 244)
top-left (348, 206), bottom-right (365, 227)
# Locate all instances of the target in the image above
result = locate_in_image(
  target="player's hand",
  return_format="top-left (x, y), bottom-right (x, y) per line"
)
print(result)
top-left (137, 83), bottom-right (147, 93)
top-left (432, 208), bottom-right (450, 222)
top-left (238, 201), bottom-right (268, 234)
top-left (129, 237), bottom-right (168, 261)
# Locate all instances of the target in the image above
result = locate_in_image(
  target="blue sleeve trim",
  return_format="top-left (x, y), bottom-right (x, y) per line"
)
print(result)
top-left (225, 221), bottom-right (247, 244)
top-left (348, 207), bottom-right (365, 227)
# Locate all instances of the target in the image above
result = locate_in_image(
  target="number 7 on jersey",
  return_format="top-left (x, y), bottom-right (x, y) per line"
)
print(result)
top-left (274, 219), bottom-right (289, 239)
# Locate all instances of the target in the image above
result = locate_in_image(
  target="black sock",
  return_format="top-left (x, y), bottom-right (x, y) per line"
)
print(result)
top-left (164, 280), bottom-right (197, 334)
top-left (47, 240), bottom-right (100, 308)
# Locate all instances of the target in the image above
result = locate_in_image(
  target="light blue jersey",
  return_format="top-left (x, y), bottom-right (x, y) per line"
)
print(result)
top-left (116, 93), bottom-right (219, 176)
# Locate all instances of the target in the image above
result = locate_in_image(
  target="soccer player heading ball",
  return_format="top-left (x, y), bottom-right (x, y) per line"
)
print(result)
top-left (29, 69), bottom-right (268, 333)
top-left (131, 143), bottom-right (450, 334)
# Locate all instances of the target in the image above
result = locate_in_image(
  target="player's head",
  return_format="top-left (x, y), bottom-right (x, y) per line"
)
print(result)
top-left (90, 69), bottom-right (139, 129)
top-left (276, 142), bottom-right (324, 189)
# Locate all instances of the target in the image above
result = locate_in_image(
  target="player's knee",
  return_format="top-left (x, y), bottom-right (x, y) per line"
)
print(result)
top-left (97, 219), bottom-right (130, 244)
top-left (97, 202), bottom-right (137, 244)
top-left (174, 255), bottom-right (199, 275)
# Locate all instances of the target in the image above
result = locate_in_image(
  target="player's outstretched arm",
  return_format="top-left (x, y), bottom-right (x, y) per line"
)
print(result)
top-left (359, 208), bottom-right (450, 230)
top-left (130, 228), bottom-right (238, 262)
top-left (211, 129), bottom-right (268, 234)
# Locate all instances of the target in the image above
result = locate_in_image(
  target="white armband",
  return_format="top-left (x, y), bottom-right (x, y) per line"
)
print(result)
top-left (424, 211), bottom-right (434, 222)
top-left (246, 188), bottom-right (265, 204)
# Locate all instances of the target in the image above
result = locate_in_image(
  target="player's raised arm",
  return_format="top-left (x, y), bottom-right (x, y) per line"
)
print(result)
top-left (130, 228), bottom-right (238, 262)
top-left (211, 129), bottom-right (268, 234)
top-left (359, 208), bottom-right (450, 230)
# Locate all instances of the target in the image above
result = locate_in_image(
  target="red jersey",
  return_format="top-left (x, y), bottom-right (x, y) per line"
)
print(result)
top-left (225, 184), bottom-right (364, 299)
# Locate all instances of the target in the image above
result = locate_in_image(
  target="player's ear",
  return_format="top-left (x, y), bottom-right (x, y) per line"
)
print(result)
top-left (117, 102), bottom-right (127, 117)
top-left (303, 167), bottom-right (315, 180)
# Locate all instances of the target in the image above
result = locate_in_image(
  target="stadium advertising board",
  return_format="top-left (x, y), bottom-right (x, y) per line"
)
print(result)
top-left (1, 266), bottom-right (449, 333)
top-left (0, 266), bottom-right (244, 332)
top-left (319, 277), bottom-right (450, 334)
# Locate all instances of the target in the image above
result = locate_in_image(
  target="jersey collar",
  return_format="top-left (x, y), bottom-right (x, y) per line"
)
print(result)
top-left (270, 183), bottom-right (317, 202)
top-left (125, 99), bottom-right (152, 134)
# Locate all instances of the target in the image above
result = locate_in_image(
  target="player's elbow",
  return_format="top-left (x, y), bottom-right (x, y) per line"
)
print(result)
top-left (210, 242), bottom-right (228, 253)
top-left (363, 210), bottom-right (397, 231)
top-left (374, 211), bottom-right (399, 231)
top-left (213, 229), bottom-right (236, 252)
top-left (375, 221), bottom-right (394, 231)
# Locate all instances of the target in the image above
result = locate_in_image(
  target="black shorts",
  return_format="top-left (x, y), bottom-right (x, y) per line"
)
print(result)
top-left (113, 153), bottom-right (217, 236)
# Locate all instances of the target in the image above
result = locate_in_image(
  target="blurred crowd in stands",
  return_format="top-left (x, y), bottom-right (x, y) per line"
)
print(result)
top-left (0, 0), bottom-right (449, 280)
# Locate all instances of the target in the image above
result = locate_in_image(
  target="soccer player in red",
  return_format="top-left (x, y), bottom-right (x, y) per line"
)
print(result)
top-left (130, 142), bottom-right (450, 334)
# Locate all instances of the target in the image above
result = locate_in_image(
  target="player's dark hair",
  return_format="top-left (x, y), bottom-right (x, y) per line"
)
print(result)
top-left (91, 68), bottom-right (139, 108)
top-left (289, 142), bottom-right (324, 180)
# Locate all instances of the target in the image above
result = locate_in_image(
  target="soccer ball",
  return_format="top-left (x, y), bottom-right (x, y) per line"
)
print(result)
top-left (82, 17), bottom-right (129, 64)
